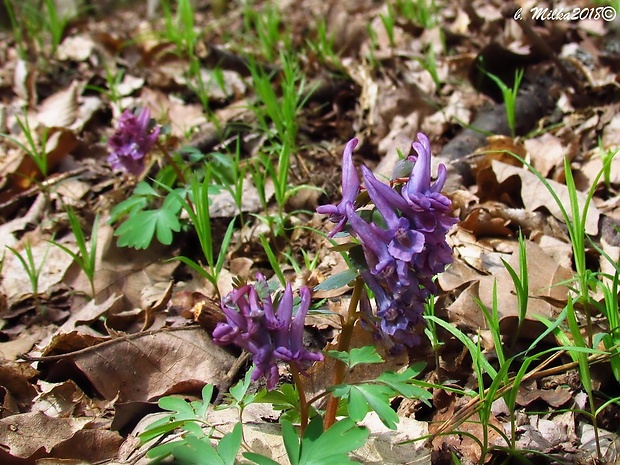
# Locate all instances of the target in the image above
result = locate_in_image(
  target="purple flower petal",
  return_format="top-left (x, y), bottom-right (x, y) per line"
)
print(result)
top-left (317, 138), bottom-right (360, 237)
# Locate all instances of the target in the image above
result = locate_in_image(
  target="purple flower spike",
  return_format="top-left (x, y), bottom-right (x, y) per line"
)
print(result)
top-left (317, 138), bottom-right (360, 237)
top-left (107, 107), bottom-right (161, 175)
top-left (317, 132), bottom-right (457, 351)
top-left (212, 276), bottom-right (323, 390)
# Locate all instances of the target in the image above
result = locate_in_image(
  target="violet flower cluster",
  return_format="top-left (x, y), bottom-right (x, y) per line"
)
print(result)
top-left (317, 133), bottom-right (456, 349)
top-left (107, 107), bottom-right (160, 175)
top-left (212, 275), bottom-right (323, 390)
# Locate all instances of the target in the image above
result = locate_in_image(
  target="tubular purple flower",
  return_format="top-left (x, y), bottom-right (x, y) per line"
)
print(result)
top-left (316, 138), bottom-right (360, 237)
top-left (107, 107), bottom-right (161, 175)
top-left (407, 133), bottom-right (432, 193)
top-left (318, 132), bottom-right (457, 351)
top-left (360, 165), bottom-right (425, 262)
top-left (274, 287), bottom-right (322, 366)
top-left (212, 277), bottom-right (323, 390)
top-left (345, 203), bottom-right (395, 279)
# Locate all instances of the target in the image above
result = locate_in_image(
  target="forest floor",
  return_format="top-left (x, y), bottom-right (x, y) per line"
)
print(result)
top-left (1, 0), bottom-right (620, 464)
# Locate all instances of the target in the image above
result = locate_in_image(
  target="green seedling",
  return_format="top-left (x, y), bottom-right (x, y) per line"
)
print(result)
top-left (161, 0), bottom-right (198, 57)
top-left (3, 0), bottom-right (69, 58)
top-left (243, 2), bottom-right (288, 62)
top-left (501, 231), bottom-right (529, 346)
top-left (208, 142), bottom-right (247, 223)
top-left (380, 4), bottom-right (397, 48)
top-left (588, 240), bottom-right (620, 382)
top-left (483, 67), bottom-right (524, 137)
top-left (249, 144), bottom-right (321, 239)
top-left (85, 62), bottom-right (125, 110)
top-left (42, 0), bottom-right (67, 54)
top-left (141, 384), bottom-right (243, 464)
top-left (0, 110), bottom-right (50, 178)
top-left (6, 240), bottom-right (51, 314)
top-left (423, 296), bottom-right (444, 374)
top-left (248, 51), bottom-right (310, 153)
top-left (244, 418), bottom-right (369, 465)
top-left (3, 0), bottom-right (26, 58)
top-left (306, 18), bottom-right (342, 69)
top-left (49, 206), bottom-right (99, 299)
top-left (502, 150), bottom-right (613, 312)
top-left (598, 139), bottom-right (618, 190)
top-left (539, 302), bottom-right (609, 462)
top-left (366, 23), bottom-right (379, 69)
top-left (258, 234), bottom-right (286, 288)
top-left (393, 0), bottom-right (438, 28)
top-left (164, 174), bottom-right (236, 297)
top-left (143, 347), bottom-right (433, 464)
top-left (416, 43), bottom-right (441, 89)
top-left (282, 248), bottom-right (320, 276)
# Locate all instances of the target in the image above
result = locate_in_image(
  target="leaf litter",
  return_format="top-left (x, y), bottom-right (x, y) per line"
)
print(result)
top-left (0, 0), bottom-right (619, 464)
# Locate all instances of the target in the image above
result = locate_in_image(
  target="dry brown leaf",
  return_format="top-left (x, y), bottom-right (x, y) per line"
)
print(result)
top-left (64, 327), bottom-right (234, 403)
top-left (446, 281), bottom-right (487, 332)
top-left (492, 160), bottom-right (600, 235)
top-left (478, 240), bottom-right (573, 337)
top-left (42, 331), bottom-right (109, 357)
top-left (0, 360), bottom-right (38, 412)
top-left (516, 385), bottom-right (572, 408)
top-left (32, 380), bottom-right (92, 418)
top-left (0, 324), bottom-right (51, 361)
top-left (57, 294), bottom-right (124, 334)
top-left (524, 133), bottom-right (566, 177)
top-left (56, 34), bottom-right (96, 62)
top-left (140, 88), bottom-right (208, 138)
top-left (460, 207), bottom-right (513, 238)
top-left (66, 222), bottom-right (179, 310)
top-left (37, 83), bottom-right (79, 128)
top-left (48, 429), bottom-right (123, 463)
top-left (0, 412), bottom-right (90, 459)
top-left (1, 236), bottom-right (75, 307)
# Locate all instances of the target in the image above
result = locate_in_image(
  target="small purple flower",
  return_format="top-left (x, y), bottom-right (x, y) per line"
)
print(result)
top-left (107, 107), bottom-right (160, 175)
top-left (316, 139), bottom-right (360, 237)
top-left (212, 275), bottom-right (323, 390)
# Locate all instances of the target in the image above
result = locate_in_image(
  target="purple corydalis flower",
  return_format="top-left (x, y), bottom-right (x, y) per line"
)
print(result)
top-left (107, 107), bottom-right (160, 175)
top-left (316, 138), bottom-right (360, 237)
top-left (319, 132), bottom-right (456, 349)
top-left (212, 275), bottom-right (323, 390)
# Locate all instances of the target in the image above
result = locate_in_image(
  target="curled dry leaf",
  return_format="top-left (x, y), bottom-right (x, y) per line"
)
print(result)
top-left (492, 160), bottom-right (600, 235)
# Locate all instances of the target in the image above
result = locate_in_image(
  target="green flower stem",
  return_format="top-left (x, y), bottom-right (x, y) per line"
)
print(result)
top-left (157, 140), bottom-right (186, 185)
top-left (290, 363), bottom-right (309, 435)
top-left (323, 276), bottom-right (364, 430)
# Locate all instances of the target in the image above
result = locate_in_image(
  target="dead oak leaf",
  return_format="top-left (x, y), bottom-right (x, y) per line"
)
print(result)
top-left (0, 412), bottom-right (90, 459)
top-left (478, 239), bottom-right (573, 338)
top-left (64, 327), bottom-right (235, 403)
top-left (492, 160), bottom-right (600, 235)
